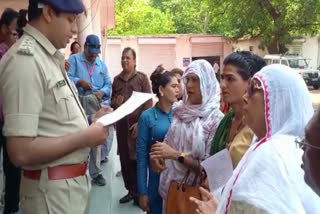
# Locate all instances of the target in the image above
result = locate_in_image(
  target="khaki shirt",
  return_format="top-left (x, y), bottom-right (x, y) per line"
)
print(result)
top-left (0, 24), bottom-right (90, 170)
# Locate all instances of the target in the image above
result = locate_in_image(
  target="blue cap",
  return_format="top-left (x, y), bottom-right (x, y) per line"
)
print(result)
top-left (40, 0), bottom-right (85, 14)
top-left (85, 34), bottom-right (101, 54)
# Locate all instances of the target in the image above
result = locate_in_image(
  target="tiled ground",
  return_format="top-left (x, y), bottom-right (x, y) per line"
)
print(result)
top-left (88, 136), bottom-right (144, 214)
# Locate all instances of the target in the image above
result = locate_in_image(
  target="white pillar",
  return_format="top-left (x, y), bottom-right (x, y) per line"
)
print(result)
top-left (91, 0), bottom-right (104, 57)
top-left (77, 0), bottom-right (93, 48)
top-left (91, 0), bottom-right (102, 41)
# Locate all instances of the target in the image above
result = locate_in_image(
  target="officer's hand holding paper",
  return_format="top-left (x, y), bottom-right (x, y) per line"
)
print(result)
top-left (97, 91), bottom-right (155, 126)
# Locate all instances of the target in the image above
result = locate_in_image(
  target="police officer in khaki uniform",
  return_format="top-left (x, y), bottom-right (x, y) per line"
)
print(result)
top-left (0, 0), bottom-right (110, 213)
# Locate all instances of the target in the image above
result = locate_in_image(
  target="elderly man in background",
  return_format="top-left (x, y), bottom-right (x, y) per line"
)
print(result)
top-left (68, 34), bottom-right (113, 186)
top-left (111, 47), bottom-right (152, 205)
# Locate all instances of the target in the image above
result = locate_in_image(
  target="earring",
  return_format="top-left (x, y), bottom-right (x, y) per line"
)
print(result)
top-left (160, 92), bottom-right (164, 97)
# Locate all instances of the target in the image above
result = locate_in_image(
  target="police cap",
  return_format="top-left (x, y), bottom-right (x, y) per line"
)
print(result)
top-left (35, 0), bottom-right (85, 14)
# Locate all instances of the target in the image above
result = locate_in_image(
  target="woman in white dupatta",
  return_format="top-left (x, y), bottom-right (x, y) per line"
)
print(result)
top-left (150, 60), bottom-right (223, 212)
top-left (191, 64), bottom-right (320, 214)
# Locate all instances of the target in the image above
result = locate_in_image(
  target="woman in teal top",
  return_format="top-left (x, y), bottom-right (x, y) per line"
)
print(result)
top-left (137, 66), bottom-right (180, 214)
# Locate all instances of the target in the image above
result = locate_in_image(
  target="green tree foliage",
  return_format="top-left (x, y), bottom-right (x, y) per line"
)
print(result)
top-left (153, 0), bottom-right (213, 33)
top-left (206, 0), bottom-right (320, 53)
top-left (110, 0), bottom-right (320, 54)
top-left (153, 0), bottom-right (320, 53)
top-left (108, 0), bottom-right (176, 35)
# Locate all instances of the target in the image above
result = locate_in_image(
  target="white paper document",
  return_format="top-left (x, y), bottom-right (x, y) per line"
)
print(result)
top-left (201, 149), bottom-right (233, 191)
top-left (97, 91), bottom-right (155, 126)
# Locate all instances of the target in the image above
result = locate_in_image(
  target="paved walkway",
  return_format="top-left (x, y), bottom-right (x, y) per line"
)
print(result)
top-left (89, 135), bottom-right (144, 214)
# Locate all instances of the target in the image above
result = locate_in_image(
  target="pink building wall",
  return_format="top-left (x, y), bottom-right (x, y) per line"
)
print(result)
top-left (0, 0), bottom-right (27, 15)
top-left (105, 35), bottom-right (232, 79)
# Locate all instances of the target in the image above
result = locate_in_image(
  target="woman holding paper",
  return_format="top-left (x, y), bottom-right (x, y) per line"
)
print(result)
top-left (137, 65), bottom-right (180, 214)
top-left (210, 52), bottom-right (266, 168)
top-left (190, 65), bottom-right (320, 213)
top-left (150, 60), bottom-right (224, 212)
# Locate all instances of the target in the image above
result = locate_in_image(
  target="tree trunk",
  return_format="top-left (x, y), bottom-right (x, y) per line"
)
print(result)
top-left (267, 38), bottom-right (279, 54)
top-left (267, 36), bottom-right (288, 54)
top-left (260, 0), bottom-right (283, 54)
top-left (278, 43), bottom-right (288, 54)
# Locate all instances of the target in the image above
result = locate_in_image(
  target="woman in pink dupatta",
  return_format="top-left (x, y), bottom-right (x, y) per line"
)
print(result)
top-left (150, 60), bottom-right (224, 212)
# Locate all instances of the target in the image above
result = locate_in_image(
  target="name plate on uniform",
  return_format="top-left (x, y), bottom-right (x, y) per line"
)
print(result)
top-left (56, 80), bottom-right (66, 88)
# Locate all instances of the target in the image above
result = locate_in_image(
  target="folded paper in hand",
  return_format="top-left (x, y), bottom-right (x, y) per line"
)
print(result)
top-left (201, 149), bottom-right (233, 191)
top-left (97, 91), bottom-right (155, 126)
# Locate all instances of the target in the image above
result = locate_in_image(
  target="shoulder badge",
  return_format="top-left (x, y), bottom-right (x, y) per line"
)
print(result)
top-left (18, 37), bottom-right (35, 56)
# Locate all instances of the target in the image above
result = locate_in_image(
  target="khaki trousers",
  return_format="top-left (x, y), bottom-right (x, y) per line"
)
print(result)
top-left (20, 170), bottom-right (90, 214)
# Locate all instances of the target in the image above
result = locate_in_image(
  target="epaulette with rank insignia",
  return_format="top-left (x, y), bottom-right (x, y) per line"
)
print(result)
top-left (18, 37), bottom-right (35, 56)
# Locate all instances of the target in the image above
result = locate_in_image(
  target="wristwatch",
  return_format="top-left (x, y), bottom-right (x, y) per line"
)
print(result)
top-left (177, 152), bottom-right (186, 163)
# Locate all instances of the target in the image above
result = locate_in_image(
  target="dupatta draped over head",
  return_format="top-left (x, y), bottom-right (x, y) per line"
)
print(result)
top-left (159, 60), bottom-right (223, 200)
top-left (217, 64), bottom-right (320, 214)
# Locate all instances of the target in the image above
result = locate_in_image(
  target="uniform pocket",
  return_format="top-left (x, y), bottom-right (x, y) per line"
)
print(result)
top-left (52, 83), bottom-right (78, 121)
